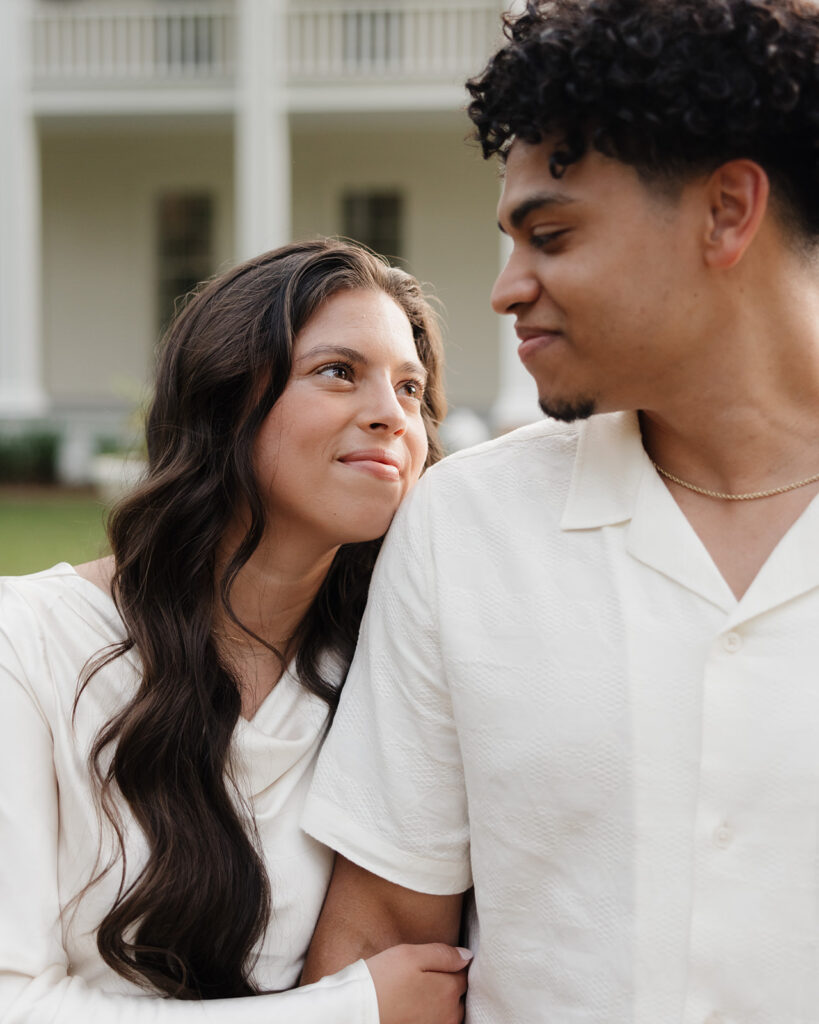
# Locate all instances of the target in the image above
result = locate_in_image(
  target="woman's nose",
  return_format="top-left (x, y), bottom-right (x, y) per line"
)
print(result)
top-left (361, 380), bottom-right (407, 435)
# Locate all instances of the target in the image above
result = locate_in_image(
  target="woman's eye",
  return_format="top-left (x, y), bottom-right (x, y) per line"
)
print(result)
top-left (318, 363), bottom-right (353, 381)
top-left (398, 380), bottom-right (424, 399)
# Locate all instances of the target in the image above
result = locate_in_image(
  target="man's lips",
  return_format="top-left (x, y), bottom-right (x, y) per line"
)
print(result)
top-left (514, 325), bottom-right (564, 363)
top-left (337, 449), bottom-right (402, 481)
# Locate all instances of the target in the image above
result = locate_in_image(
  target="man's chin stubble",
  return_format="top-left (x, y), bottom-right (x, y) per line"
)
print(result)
top-left (538, 396), bottom-right (597, 423)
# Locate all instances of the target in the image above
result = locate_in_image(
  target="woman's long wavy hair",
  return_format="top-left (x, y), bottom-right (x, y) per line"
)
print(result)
top-left (78, 238), bottom-right (446, 1000)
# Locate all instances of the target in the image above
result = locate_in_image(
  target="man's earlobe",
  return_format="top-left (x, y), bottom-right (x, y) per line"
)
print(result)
top-left (703, 159), bottom-right (770, 269)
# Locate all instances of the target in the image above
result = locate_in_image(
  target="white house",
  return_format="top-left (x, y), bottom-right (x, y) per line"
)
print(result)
top-left (0, 0), bottom-right (538, 481)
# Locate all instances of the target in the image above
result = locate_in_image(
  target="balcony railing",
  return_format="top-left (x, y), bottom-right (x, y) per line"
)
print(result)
top-left (31, 3), bottom-right (236, 85)
top-left (288, 2), bottom-right (502, 82)
top-left (30, 1), bottom-right (503, 90)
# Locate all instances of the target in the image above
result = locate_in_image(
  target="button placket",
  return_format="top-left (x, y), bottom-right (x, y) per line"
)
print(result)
top-left (684, 644), bottom-right (746, 1024)
top-left (713, 823), bottom-right (733, 849)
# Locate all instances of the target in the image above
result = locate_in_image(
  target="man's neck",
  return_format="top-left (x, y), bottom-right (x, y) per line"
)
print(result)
top-left (629, 265), bottom-right (819, 599)
top-left (639, 272), bottom-right (819, 495)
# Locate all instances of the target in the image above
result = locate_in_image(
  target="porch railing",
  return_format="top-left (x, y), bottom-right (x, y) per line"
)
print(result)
top-left (287, 2), bottom-right (502, 82)
top-left (31, 3), bottom-right (236, 84)
top-left (30, 1), bottom-right (503, 89)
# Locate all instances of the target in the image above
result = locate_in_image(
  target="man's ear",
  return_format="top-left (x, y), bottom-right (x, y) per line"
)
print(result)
top-left (702, 159), bottom-right (770, 269)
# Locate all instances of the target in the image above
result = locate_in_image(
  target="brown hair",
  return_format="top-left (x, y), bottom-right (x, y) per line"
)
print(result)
top-left (79, 239), bottom-right (446, 999)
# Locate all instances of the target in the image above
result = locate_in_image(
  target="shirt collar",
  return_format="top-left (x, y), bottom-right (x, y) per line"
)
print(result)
top-left (560, 411), bottom-right (738, 611)
top-left (561, 411), bottom-right (649, 531)
top-left (560, 410), bottom-right (819, 620)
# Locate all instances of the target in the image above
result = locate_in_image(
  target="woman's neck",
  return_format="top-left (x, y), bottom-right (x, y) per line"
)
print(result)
top-left (214, 527), bottom-right (338, 719)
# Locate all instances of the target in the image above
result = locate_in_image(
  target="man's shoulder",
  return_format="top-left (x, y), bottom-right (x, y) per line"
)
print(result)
top-left (432, 417), bottom-right (582, 482)
top-left (396, 417), bottom-right (585, 531)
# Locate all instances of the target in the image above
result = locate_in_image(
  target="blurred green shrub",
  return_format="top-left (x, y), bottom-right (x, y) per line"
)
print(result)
top-left (0, 430), bottom-right (59, 484)
top-left (95, 435), bottom-right (125, 456)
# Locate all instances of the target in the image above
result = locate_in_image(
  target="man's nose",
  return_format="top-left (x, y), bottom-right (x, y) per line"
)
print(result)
top-left (491, 248), bottom-right (541, 314)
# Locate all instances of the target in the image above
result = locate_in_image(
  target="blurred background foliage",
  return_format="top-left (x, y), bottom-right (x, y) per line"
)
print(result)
top-left (0, 428), bottom-right (108, 574)
top-left (0, 489), bottom-right (108, 575)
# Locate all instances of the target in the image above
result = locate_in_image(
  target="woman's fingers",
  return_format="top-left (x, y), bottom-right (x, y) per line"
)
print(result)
top-left (414, 942), bottom-right (473, 973)
top-left (365, 942), bottom-right (471, 1024)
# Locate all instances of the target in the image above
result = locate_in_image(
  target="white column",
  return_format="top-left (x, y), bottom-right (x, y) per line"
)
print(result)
top-left (488, 0), bottom-right (538, 433)
top-left (235, 0), bottom-right (291, 260)
top-left (489, 232), bottom-right (540, 433)
top-left (0, 0), bottom-right (46, 416)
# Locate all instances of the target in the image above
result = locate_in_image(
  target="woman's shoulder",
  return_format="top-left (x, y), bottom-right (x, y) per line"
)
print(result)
top-left (0, 560), bottom-right (117, 624)
top-left (0, 561), bottom-right (127, 705)
top-left (0, 562), bottom-right (79, 619)
top-left (72, 555), bottom-right (115, 597)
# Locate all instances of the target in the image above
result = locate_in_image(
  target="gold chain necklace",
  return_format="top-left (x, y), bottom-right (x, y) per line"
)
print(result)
top-left (650, 459), bottom-right (819, 501)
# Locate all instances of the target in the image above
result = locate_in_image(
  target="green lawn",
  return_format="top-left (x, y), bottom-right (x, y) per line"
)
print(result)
top-left (0, 488), bottom-right (110, 577)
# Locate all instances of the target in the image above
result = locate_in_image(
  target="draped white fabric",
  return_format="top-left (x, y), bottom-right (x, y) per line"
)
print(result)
top-left (0, 564), bottom-right (377, 1023)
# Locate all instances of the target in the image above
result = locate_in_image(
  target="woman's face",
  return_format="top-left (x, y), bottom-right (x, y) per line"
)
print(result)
top-left (254, 287), bottom-right (430, 554)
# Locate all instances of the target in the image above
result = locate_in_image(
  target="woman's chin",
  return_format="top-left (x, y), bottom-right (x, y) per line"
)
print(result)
top-left (336, 509), bottom-right (400, 546)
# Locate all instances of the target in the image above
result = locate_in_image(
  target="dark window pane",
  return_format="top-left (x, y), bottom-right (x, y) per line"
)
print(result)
top-left (341, 191), bottom-right (403, 265)
top-left (157, 194), bottom-right (213, 331)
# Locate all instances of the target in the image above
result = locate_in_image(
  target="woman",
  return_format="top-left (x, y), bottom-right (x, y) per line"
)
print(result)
top-left (0, 240), bottom-right (469, 1023)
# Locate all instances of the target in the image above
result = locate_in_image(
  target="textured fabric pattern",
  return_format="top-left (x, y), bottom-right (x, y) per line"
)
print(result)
top-left (0, 564), bottom-right (378, 1023)
top-left (304, 411), bottom-right (819, 1024)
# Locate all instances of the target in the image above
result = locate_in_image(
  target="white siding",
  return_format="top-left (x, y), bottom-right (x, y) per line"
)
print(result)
top-left (41, 123), bottom-right (234, 404)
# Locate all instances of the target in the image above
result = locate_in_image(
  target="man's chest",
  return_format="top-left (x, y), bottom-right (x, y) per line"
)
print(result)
top-left (436, 523), bottom-right (819, 1022)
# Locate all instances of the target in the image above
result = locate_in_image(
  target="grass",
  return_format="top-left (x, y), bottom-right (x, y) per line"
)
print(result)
top-left (0, 487), bottom-right (110, 577)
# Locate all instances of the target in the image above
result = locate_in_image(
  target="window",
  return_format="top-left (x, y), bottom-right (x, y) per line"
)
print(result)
top-left (341, 191), bottom-right (404, 265)
top-left (157, 194), bottom-right (213, 331)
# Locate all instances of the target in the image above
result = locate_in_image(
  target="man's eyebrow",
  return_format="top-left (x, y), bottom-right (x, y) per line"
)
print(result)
top-left (296, 345), bottom-right (427, 380)
top-left (499, 192), bottom-right (578, 232)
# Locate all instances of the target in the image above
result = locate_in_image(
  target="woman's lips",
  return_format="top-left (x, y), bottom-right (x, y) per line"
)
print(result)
top-left (338, 450), bottom-right (402, 481)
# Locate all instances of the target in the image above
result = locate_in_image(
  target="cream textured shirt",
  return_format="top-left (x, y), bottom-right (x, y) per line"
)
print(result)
top-left (304, 411), bottom-right (819, 1024)
top-left (0, 563), bottom-right (378, 1023)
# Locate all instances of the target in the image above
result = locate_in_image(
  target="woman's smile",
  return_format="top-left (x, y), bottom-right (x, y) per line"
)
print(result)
top-left (337, 448), bottom-right (404, 481)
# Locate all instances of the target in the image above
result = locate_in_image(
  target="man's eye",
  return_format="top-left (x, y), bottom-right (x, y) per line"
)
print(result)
top-left (531, 229), bottom-right (569, 250)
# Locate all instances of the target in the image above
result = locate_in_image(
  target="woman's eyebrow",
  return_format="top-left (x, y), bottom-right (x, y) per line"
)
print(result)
top-left (296, 345), bottom-right (427, 380)
top-left (398, 360), bottom-right (428, 382)
top-left (295, 345), bottom-right (365, 365)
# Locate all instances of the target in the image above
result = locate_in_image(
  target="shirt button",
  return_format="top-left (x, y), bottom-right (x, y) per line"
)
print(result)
top-left (714, 824), bottom-right (733, 848)
top-left (722, 631), bottom-right (742, 653)
top-left (705, 1014), bottom-right (726, 1024)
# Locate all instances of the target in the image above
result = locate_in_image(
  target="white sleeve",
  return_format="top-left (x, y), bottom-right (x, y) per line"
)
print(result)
top-left (302, 473), bottom-right (472, 895)
top-left (0, 602), bottom-right (379, 1024)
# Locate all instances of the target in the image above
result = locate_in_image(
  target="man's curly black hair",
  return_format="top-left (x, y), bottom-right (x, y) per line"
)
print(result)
top-left (466, 0), bottom-right (819, 238)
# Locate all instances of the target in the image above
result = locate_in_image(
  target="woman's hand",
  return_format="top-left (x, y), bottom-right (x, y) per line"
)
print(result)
top-left (365, 942), bottom-right (471, 1024)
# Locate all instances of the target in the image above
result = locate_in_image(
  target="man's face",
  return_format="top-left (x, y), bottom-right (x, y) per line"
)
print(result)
top-left (492, 138), bottom-right (707, 421)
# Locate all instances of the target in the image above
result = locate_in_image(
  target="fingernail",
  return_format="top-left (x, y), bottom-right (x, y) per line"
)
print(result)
top-left (457, 947), bottom-right (473, 960)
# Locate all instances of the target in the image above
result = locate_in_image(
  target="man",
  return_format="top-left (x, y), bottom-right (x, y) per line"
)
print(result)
top-left (301, 1), bottom-right (819, 1020)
